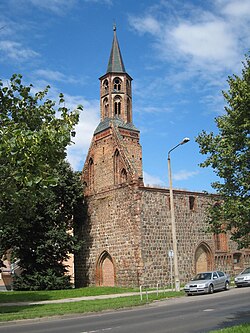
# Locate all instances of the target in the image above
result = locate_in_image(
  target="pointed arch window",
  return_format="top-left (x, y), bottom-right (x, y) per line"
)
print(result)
top-left (127, 98), bottom-right (131, 123)
top-left (88, 157), bottom-right (94, 190)
top-left (103, 79), bottom-right (109, 94)
top-left (121, 168), bottom-right (127, 183)
top-left (114, 96), bottom-right (121, 117)
top-left (114, 149), bottom-right (120, 184)
top-left (126, 79), bottom-right (130, 94)
top-left (113, 77), bottom-right (121, 91)
top-left (103, 97), bottom-right (109, 118)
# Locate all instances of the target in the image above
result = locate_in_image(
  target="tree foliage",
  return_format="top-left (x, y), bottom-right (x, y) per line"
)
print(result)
top-left (0, 74), bottom-right (84, 289)
top-left (196, 55), bottom-right (250, 249)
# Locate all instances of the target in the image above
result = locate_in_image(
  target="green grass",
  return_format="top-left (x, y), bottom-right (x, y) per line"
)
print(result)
top-left (209, 324), bottom-right (250, 333)
top-left (0, 286), bottom-right (138, 303)
top-left (0, 288), bottom-right (183, 322)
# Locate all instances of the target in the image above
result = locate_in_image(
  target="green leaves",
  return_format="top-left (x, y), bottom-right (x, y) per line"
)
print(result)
top-left (196, 54), bottom-right (250, 249)
top-left (0, 74), bottom-right (84, 289)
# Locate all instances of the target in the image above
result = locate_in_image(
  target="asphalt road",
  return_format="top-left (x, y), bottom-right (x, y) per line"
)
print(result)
top-left (0, 287), bottom-right (249, 333)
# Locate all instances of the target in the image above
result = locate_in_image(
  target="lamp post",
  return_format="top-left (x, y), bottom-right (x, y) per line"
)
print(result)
top-left (168, 137), bottom-right (190, 292)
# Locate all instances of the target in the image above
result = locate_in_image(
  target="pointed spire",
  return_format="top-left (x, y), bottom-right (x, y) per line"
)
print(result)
top-left (106, 25), bottom-right (126, 73)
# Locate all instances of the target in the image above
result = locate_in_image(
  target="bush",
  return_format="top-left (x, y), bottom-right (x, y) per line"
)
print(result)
top-left (13, 269), bottom-right (72, 291)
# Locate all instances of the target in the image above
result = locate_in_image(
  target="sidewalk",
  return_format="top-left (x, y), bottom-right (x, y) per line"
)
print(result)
top-left (0, 289), bottom-right (174, 307)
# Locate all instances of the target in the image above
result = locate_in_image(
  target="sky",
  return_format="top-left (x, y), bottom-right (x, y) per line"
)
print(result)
top-left (0, 0), bottom-right (249, 193)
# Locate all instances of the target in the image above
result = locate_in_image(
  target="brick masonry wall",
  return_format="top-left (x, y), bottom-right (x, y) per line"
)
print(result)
top-left (75, 183), bottom-right (250, 288)
top-left (139, 188), bottom-right (214, 286)
top-left (77, 185), bottom-right (144, 287)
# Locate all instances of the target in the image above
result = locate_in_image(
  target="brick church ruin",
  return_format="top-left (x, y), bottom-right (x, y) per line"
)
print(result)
top-left (0, 27), bottom-right (249, 291)
top-left (74, 27), bottom-right (250, 288)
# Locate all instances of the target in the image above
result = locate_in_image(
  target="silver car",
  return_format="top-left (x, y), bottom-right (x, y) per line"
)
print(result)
top-left (234, 267), bottom-right (250, 287)
top-left (184, 271), bottom-right (230, 295)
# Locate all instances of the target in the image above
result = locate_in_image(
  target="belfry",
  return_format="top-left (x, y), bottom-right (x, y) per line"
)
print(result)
top-left (82, 25), bottom-right (143, 196)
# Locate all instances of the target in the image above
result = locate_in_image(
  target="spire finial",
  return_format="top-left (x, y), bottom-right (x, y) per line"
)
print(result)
top-left (113, 22), bottom-right (116, 32)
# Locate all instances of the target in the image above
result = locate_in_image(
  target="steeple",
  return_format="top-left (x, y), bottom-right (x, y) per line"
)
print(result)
top-left (106, 24), bottom-right (125, 73)
top-left (82, 26), bottom-right (144, 196)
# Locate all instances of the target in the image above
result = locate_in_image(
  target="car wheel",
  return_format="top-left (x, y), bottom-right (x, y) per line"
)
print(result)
top-left (224, 281), bottom-right (230, 290)
top-left (187, 293), bottom-right (192, 296)
top-left (208, 284), bottom-right (214, 294)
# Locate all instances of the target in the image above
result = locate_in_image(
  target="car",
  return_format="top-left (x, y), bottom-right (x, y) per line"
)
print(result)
top-left (234, 267), bottom-right (250, 287)
top-left (184, 270), bottom-right (230, 296)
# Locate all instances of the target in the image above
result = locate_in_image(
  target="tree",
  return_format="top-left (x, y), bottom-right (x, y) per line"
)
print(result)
top-left (0, 74), bottom-right (84, 289)
top-left (11, 162), bottom-right (84, 290)
top-left (196, 55), bottom-right (250, 249)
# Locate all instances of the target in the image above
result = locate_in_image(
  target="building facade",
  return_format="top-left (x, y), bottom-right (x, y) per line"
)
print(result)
top-left (75, 27), bottom-right (250, 288)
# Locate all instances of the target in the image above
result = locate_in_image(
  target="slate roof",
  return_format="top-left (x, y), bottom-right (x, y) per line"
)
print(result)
top-left (106, 25), bottom-right (126, 74)
top-left (94, 117), bottom-right (139, 135)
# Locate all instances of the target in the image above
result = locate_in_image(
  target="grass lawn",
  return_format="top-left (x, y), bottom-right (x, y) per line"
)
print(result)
top-left (0, 287), bottom-right (183, 322)
top-left (0, 286), bottom-right (139, 303)
top-left (210, 324), bottom-right (250, 333)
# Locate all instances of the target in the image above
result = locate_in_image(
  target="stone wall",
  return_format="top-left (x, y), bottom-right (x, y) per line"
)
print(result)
top-left (76, 184), bottom-right (144, 287)
top-left (75, 183), bottom-right (250, 288)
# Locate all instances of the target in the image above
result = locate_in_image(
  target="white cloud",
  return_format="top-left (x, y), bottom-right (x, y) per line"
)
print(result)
top-left (0, 40), bottom-right (39, 61)
top-left (65, 95), bottom-right (99, 170)
top-left (170, 20), bottom-right (237, 68)
top-left (172, 170), bottom-right (199, 181)
top-left (33, 69), bottom-right (83, 85)
top-left (129, 1), bottom-right (249, 75)
top-left (27, 78), bottom-right (99, 171)
top-left (143, 171), bottom-right (165, 187)
top-left (26, 0), bottom-right (77, 14)
top-left (219, 0), bottom-right (250, 18)
top-left (84, 0), bottom-right (113, 5)
top-left (128, 15), bottom-right (161, 35)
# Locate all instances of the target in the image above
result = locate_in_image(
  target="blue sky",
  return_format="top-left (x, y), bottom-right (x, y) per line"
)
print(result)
top-left (1, 0), bottom-right (249, 193)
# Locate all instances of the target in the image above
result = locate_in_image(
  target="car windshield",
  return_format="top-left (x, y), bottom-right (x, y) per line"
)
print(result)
top-left (241, 268), bottom-right (250, 274)
top-left (192, 273), bottom-right (212, 281)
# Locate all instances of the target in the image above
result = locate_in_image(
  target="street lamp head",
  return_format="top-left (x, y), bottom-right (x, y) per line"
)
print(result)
top-left (181, 137), bottom-right (190, 145)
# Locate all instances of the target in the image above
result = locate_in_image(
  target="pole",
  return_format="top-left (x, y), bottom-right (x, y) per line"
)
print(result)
top-left (168, 155), bottom-right (180, 292)
top-left (170, 255), bottom-right (173, 291)
top-left (167, 137), bottom-right (190, 292)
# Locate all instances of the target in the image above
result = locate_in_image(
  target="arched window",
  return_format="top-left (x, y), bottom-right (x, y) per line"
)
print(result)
top-left (126, 79), bottom-right (130, 94)
top-left (103, 79), bottom-right (109, 94)
top-left (113, 77), bottom-right (121, 91)
top-left (88, 157), bottom-right (94, 190)
top-left (103, 97), bottom-right (109, 118)
top-left (114, 96), bottom-right (121, 116)
top-left (127, 98), bottom-right (131, 123)
top-left (114, 149), bottom-right (120, 184)
top-left (121, 168), bottom-right (127, 183)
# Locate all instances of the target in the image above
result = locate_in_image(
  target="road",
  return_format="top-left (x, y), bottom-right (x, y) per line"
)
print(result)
top-left (0, 287), bottom-right (249, 333)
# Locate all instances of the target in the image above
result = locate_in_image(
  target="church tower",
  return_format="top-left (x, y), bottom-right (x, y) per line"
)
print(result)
top-left (82, 26), bottom-right (143, 194)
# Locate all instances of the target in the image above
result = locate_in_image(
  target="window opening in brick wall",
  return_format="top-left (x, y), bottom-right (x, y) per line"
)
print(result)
top-left (189, 196), bottom-right (196, 210)
top-left (103, 97), bottom-right (109, 118)
top-left (103, 79), bottom-right (109, 93)
top-left (121, 168), bottom-right (127, 183)
top-left (88, 158), bottom-right (94, 190)
top-left (233, 253), bottom-right (242, 265)
top-left (114, 149), bottom-right (120, 184)
top-left (114, 96), bottom-right (121, 116)
top-left (127, 98), bottom-right (131, 122)
top-left (113, 77), bottom-right (121, 91)
top-left (214, 233), bottom-right (228, 252)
